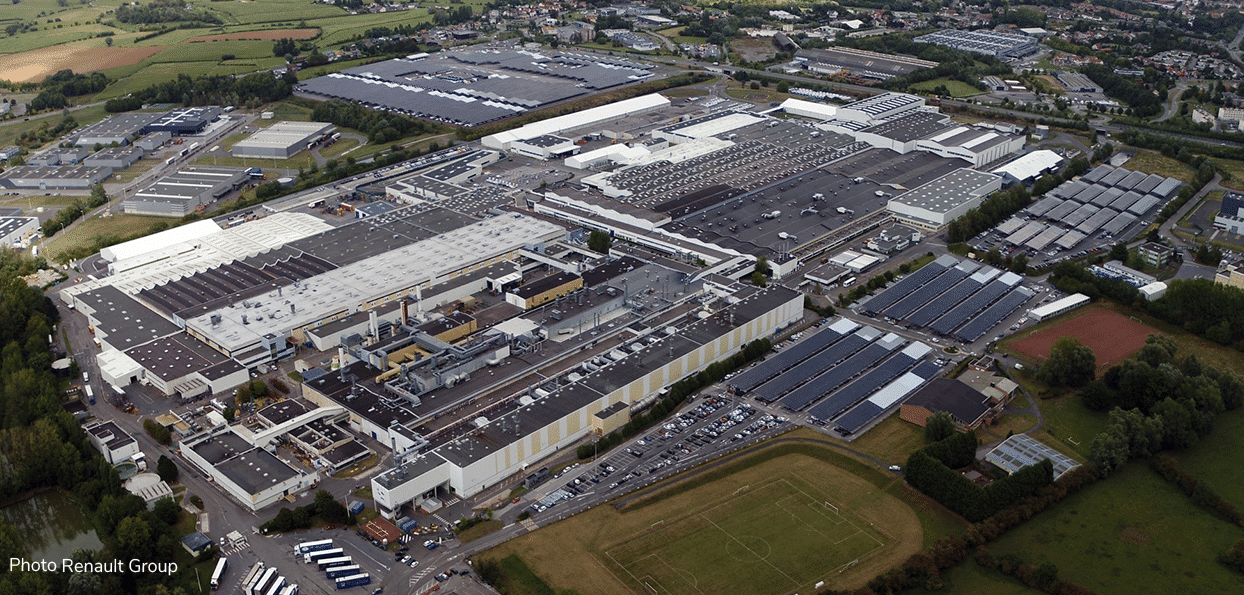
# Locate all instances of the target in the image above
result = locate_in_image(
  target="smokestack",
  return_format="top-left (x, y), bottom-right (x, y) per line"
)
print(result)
top-left (369, 310), bottom-right (379, 338)
top-left (401, 299), bottom-right (409, 326)
top-left (338, 346), bottom-right (346, 382)
top-left (416, 286), bottom-right (424, 321)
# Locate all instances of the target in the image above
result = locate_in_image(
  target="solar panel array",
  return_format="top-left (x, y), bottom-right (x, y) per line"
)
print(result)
top-left (929, 272), bottom-right (1022, 335)
top-left (906, 277), bottom-right (984, 327)
top-left (884, 265), bottom-right (972, 319)
top-left (729, 320), bottom-right (853, 393)
top-left (779, 339), bottom-right (901, 411)
top-left (805, 342), bottom-right (928, 420)
top-left (751, 330), bottom-right (875, 402)
top-left (860, 255), bottom-right (954, 315)
top-left (953, 287), bottom-right (1036, 342)
top-left (1011, 165), bottom-right (1183, 252)
top-left (831, 360), bottom-right (944, 431)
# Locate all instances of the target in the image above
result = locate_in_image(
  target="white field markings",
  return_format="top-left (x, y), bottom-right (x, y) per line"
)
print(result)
top-left (605, 476), bottom-right (889, 593)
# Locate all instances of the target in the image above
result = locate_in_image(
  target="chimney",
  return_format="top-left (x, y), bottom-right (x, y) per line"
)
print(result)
top-left (338, 346), bottom-right (347, 382)
top-left (369, 310), bottom-right (379, 338)
top-left (401, 299), bottom-right (409, 325)
top-left (416, 285), bottom-right (424, 321)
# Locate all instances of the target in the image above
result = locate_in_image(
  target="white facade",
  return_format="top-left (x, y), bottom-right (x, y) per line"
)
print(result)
top-left (991, 150), bottom-right (1064, 184)
top-left (779, 98), bottom-right (839, 121)
top-left (1028, 293), bottom-right (1090, 321)
top-left (887, 168), bottom-right (1003, 229)
top-left (482, 94), bottom-right (670, 151)
top-left (85, 422), bottom-right (141, 465)
top-left (99, 219), bottom-right (222, 263)
top-left (914, 126), bottom-right (1024, 167)
top-left (370, 287), bottom-right (803, 517)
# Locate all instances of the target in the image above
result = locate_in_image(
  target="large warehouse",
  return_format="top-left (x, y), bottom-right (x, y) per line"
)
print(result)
top-left (122, 167), bottom-right (249, 217)
top-left (142, 107), bottom-right (222, 136)
top-left (913, 29), bottom-right (1039, 60)
top-left (0, 165), bottom-right (112, 189)
top-left (297, 48), bottom-right (660, 127)
top-left (887, 168), bottom-right (1003, 228)
top-left (231, 121), bottom-right (334, 158)
top-left (72, 113), bottom-right (162, 147)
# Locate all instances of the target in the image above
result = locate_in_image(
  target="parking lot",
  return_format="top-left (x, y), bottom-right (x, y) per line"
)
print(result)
top-left (525, 396), bottom-right (789, 517)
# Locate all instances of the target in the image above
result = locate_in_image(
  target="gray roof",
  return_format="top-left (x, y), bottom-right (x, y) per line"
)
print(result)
top-left (860, 111), bottom-right (954, 143)
top-left (124, 333), bottom-right (227, 381)
top-left (216, 448), bottom-right (299, 494)
top-left (77, 285), bottom-right (181, 349)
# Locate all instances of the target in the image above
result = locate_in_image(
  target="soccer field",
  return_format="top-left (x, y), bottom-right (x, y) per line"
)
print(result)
top-left (603, 476), bottom-right (888, 595)
top-left (476, 433), bottom-right (934, 595)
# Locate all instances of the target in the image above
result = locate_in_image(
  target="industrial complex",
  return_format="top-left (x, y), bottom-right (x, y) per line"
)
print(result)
top-left (53, 79), bottom-right (1189, 530)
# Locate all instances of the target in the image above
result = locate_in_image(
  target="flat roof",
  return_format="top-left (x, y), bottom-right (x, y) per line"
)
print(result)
top-left (217, 448), bottom-right (299, 494)
top-left (124, 332), bottom-right (227, 381)
top-left (512, 271), bottom-right (581, 299)
top-left (77, 285), bottom-right (182, 349)
top-left (87, 421), bottom-right (136, 451)
top-left (861, 111), bottom-right (953, 143)
top-left (890, 168), bottom-right (1000, 214)
top-left (258, 399), bottom-right (311, 426)
top-left (985, 433), bottom-right (1080, 479)
top-left (233, 121), bottom-right (333, 152)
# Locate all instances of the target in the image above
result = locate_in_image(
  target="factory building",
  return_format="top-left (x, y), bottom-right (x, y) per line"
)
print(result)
top-left (369, 285), bottom-right (802, 517)
top-left (483, 93), bottom-right (670, 151)
top-left (887, 168), bottom-right (1003, 229)
top-left (0, 165), bottom-right (112, 189)
top-left (913, 29), bottom-right (1039, 60)
top-left (142, 107), bottom-right (222, 136)
top-left (84, 145), bottom-right (144, 169)
top-left (72, 113), bottom-right (162, 147)
top-left (182, 427), bottom-right (319, 511)
top-left (0, 216), bottom-right (39, 246)
top-left (913, 126), bottom-right (1024, 167)
top-left (231, 121), bottom-right (334, 158)
top-left (123, 167), bottom-right (249, 217)
top-left (135, 132), bottom-right (172, 152)
top-left (506, 272), bottom-right (584, 309)
top-left (509, 135), bottom-right (580, 160)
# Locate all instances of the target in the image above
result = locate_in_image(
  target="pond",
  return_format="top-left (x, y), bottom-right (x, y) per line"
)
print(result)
top-left (0, 489), bottom-right (103, 560)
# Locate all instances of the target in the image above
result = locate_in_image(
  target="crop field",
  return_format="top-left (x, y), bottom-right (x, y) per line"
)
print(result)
top-left (987, 462), bottom-right (1244, 595)
top-left (0, 44), bottom-right (161, 83)
top-left (43, 213), bottom-right (171, 262)
top-left (478, 435), bottom-right (928, 595)
top-left (186, 29), bottom-right (320, 42)
top-left (1009, 306), bottom-right (1152, 370)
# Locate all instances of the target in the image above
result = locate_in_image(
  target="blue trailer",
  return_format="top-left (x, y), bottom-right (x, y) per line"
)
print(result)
top-left (294, 539), bottom-right (333, 556)
top-left (325, 564), bottom-right (360, 579)
top-left (398, 518), bottom-right (418, 534)
top-left (348, 501), bottom-right (365, 515)
top-left (334, 573), bottom-right (370, 590)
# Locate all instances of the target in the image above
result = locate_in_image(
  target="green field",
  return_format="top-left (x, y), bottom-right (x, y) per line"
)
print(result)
top-left (987, 462), bottom-right (1244, 595)
top-left (478, 432), bottom-right (940, 595)
top-left (1177, 406), bottom-right (1244, 509)
top-left (1123, 150), bottom-right (1197, 183)
top-left (606, 477), bottom-right (888, 595)
top-left (910, 78), bottom-right (986, 98)
top-left (43, 212), bottom-right (171, 262)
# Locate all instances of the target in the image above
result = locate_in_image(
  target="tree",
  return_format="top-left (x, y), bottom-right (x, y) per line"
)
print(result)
top-left (114, 516), bottom-right (152, 562)
top-left (143, 418), bottom-right (170, 445)
top-left (156, 454), bottom-right (178, 483)
top-left (223, 406), bottom-right (235, 423)
top-left (1109, 242), bottom-right (1130, 263)
top-left (587, 229), bottom-right (611, 254)
top-left (1037, 337), bottom-right (1097, 388)
top-left (776, 81), bottom-right (790, 94)
top-left (754, 255), bottom-right (771, 277)
top-left (750, 271), bottom-right (767, 287)
top-left (152, 496), bottom-right (180, 527)
top-left (314, 490), bottom-right (348, 524)
top-left (924, 411), bottom-right (957, 443)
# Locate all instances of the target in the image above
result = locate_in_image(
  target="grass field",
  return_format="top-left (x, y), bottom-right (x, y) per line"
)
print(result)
top-left (43, 212), bottom-right (170, 261)
top-left (1211, 157), bottom-right (1244, 190)
top-left (913, 559), bottom-right (1043, 594)
top-left (1178, 406), bottom-right (1244, 509)
top-left (478, 433), bottom-right (935, 595)
top-left (1123, 150), bottom-right (1197, 183)
top-left (986, 462), bottom-right (1244, 595)
top-left (910, 78), bottom-right (986, 98)
top-left (850, 413), bottom-right (926, 466)
top-left (605, 477), bottom-right (888, 595)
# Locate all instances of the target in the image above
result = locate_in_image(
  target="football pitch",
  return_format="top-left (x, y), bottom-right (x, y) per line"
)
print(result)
top-left (601, 476), bottom-right (889, 595)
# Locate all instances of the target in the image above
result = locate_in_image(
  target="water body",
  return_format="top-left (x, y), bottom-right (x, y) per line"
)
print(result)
top-left (0, 490), bottom-right (103, 560)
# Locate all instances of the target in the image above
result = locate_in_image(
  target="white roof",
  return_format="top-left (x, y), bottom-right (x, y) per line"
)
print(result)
top-left (780, 98), bottom-right (838, 120)
top-left (99, 219), bottom-right (222, 263)
top-left (233, 121), bottom-right (333, 152)
top-left (1139, 281), bottom-right (1167, 294)
top-left (991, 150), bottom-right (1065, 181)
top-left (564, 143), bottom-right (651, 169)
top-left (483, 93), bottom-right (670, 148)
top-left (668, 112), bottom-right (765, 140)
top-left (1029, 293), bottom-right (1089, 317)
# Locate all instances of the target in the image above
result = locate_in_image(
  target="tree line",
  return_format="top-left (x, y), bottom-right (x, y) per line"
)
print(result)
top-left (575, 338), bottom-right (772, 459)
top-left (903, 430), bottom-right (1056, 522)
top-left (0, 249), bottom-right (219, 594)
top-left (1080, 64), bottom-right (1163, 118)
top-left (945, 184), bottom-right (1033, 244)
top-left (115, 0), bottom-right (222, 25)
top-left (310, 99), bottom-right (438, 144)
top-left (104, 71), bottom-right (295, 113)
